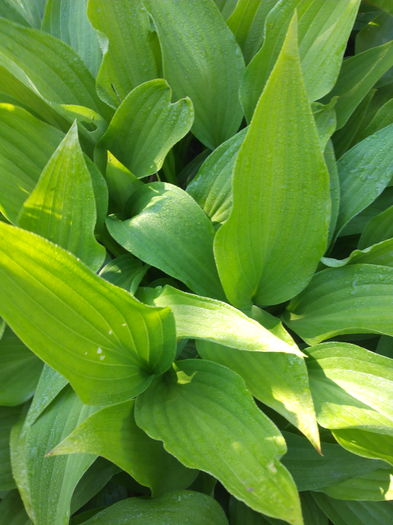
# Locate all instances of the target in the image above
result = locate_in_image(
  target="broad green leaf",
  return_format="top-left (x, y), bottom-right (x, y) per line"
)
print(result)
top-left (322, 468), bottom-right (393, 501)
top-left (214, 0), bottom-right (238, 18)
top-left (0, 104), bottom-right (63, 222)
top-left (356, 98), bottom-right (393, 143)
top-left (285, 264), bottom-right (393, 344)
top-left (227, 0), bottom-right (277, 63)
top-left (11, 386), bottom-right (97, 525)
top-left (364, 0), bottom-right (393, 16)
top-left (312, 494), bottom-right (393, 525)
top-left (312, 100), bottom-right (337, 150)
top-left (0, 222), bottom-right (176, 405)
top-left (324, 40), bottom-right (393, 129)
top-left (107, 182), bottom-right (224, 299)
top-left (0, 406), bottom-right (21, 490)
top-left (82, 490), bottom-right (228, 525)
top-left (335, 124), bottom-right (393, 235)
top-left (0, 18), bottom-right (110, 118)
top-left (187, 128), bottom-right (246, 224)
top-left (322, 239), bottom-right (393, 268)
top-left (104, 153), bottom-right (143, 218)
top-left (300, 494), bottom-right (329, 525)
top-left (215, 16), bottom-right (330, 308)
top-left (42, 0), bottom-right (102, 76)
top-left (144, 285), bottom-right (303, 356)
top-left (99, 255), bottom-right (147, 294)
top-left (18, 122), bottom-right (105, 272)
top-left (0, 326), bottom-right (42, 406)
top-left (325, 141), bottom-right (340, 243)
top-left (87, 0), bottom-right (160, 107)
top-left (50, 400), bottom-right (196, 496)
top-left (282, 431), bottom-right (387, 492)
top-left (0, 491), bottom-right (31, 525)
top-left (6, 0), bottom-right (46, 28)
top-left (135, 359), bottom-right (303, 525)
top-left (100, 79), bottom-right (194, 178)
top-left (286, 264), bottom-right (393, 344)
top-left (305, 342), bottom-right (393, 464)
top-left (359, 204), bottom-right (393, 248)
top-left (241, 0), bottom-right (360, 119)
top-left (143, 0), bottom-right (245, 149)
top-left (0, 1), bottom-right (30, 26)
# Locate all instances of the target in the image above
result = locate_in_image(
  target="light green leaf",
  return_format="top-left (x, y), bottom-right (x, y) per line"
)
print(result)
top-left (135, 359), bottom-right (303, 525)
top-left (50, 400), bottom-right (196, 496)
top-left (359, 204), bottom-right (393, 248)
top-left (305, 342), bottom-right (393, 464)
top-left (0, 406), bottom-right (21, 490)
top-left (0, 18), bottom-right (110, 118)
top-left (187, 128), bottom-right (246, 224)
top-left (18, 122), bottom-right (105, 272)
top-left (100, 79), bottom-right (194, 178)
top-left (42, 0), bottom-right (102, 76)
top-left (11, 386), bottom-right (97, 525)
top-left (322, 467), bottom-right (393, 501)
top-left (0, 326), bottom-right (42, 406)
top-left (214, 0), bottom-right (238, 18)
top-left (87, 0), bottom-right (160, 107)
top-left (241, 0), bottom-right (360, 119)
top-left (312, 494), bottom-right (393, 525)
top-left (215, 15), bottom-right (330, 309)
top-left (0, 491), bottom-right (31, 525)
top-left (144, 285), bottom-right (304, 356)
top-left (99, 255), bottom-right (147, 294)
top-left (81, 490), bottom-right (228, 525)
top-left (324, 40), bottom-right (393, 129)
top-left (104, 153), bottom-right (143, 218)
top-left (285, 264), bottom-right (393, 344)
top-left (107, 182), bottom-right (224, 299)
top-left (0, 104), bottom-right (64, 222)
top-left (227, 0), bottom-right (277, 63)
top-left (335, 124), bottom-right (393, 235)
top-left (323, 238), bottom-right (393, 268)
top-left (282, 431), bottom-right (387, 492)
top-left (0, 222), bottom-right (176, 405)
top-left (143, 0), bottom-right (245, 149)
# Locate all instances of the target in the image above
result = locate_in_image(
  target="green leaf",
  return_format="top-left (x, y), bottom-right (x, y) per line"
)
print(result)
top-left (324, 40), bottom-right (393, 129)
top-left (187, 128), bottom-right (246, 224)
top-left (104, 153), bottom-right (143, 218)
top-left (312, 494), bottom-right (393, 525)
top-left (6, 0), bottom-right (46, 28)
top-left (11, 386), bottom-right (97, 525)
top-left (0, 1), bottom-right (30, 26)
top-left (300, 494), bottom-right (329, 525)
top-left (322, 467), bottom-right (393, 501)
top-left (0, 406), bottom-right (21, 490)
top-left (335, 124), bottom-right (393, 235)
top-left (100, 79), bottom-right (194, 178)
top-left (99, 255), bottom-right (147, 294)
top-left (285, 264), bottom-right (393, 344)
top-left (135, 359), bottom-right (303, 525)
top-left (0, 104), bottom-right (64, 222)
top-left (0, 326), bottom-right (42, 406)
top-left (87, 0), bottom-right (160, 107)
top-left (18, 122), bottom-right (105, 272)
top-left (227, 0), bottom-right (277, 63)
top-left (143, 0), bottom-right (245, 149)
top-left (107, 182), bottom-right (224, 299)
top-left (0, 491), bottom-right (31, 525)
top-left (305, 342), bottom-right (393, 464)
top-left (50, 400), bottom-right (197, 496)
top-left (215, 15), bottom-right (330, 309)
top-left (0, 222), bottom-right (176, 405)
top-left (229, 497), bottom-right (277, 524)
top-left (359, 204), bottom-right (393, 248)
top-left (81, 490), bottom-right (228, 525)
top-left (325, 141), bottom-right (340, 243)
top-left (322, 239), bottom-right (393, 269)
top-left (42, 0), bottom-right (102, 76)
top-left (313, 100), bottom-right (337, 150)
top-left (282, 431), bottom-right (387, 492)
top-left (241, 0), bottom-right (360, 119)
top-left (355, 98), bottom-right (393, 144)
top-left (0, 18), bottom-right (110, 118)
top-left (144, 285), bottom-right (304, 356)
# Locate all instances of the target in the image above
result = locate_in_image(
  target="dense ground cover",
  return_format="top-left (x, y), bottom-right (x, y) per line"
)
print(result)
top-left (0, 0), bottom-right (393, 524)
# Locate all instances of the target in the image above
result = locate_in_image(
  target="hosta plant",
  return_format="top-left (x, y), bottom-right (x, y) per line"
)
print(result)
top-left (0, 0), bottom-right (393, 524)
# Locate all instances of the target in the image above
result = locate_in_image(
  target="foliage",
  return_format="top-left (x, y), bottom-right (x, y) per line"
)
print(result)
top-left (0, 1), bottom-right (393, 524)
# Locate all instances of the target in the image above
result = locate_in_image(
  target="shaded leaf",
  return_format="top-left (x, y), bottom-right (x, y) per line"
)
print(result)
top-left (135, 359), bottom-right (302, 525)
top-left (0, 222), bottom-right (176, 405)
top-left (0, 406), bottom-right (21, 490)
top-left (322, 238), bottom-right (393, 268)
top-left (322, 467), bottom-right (393, 501)
top-left (359, 204), bottom-right (393, 248)
top-left (99, 255), bottom-right (147, 294)
top-left (0, 491), bottom-right (31, 525)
